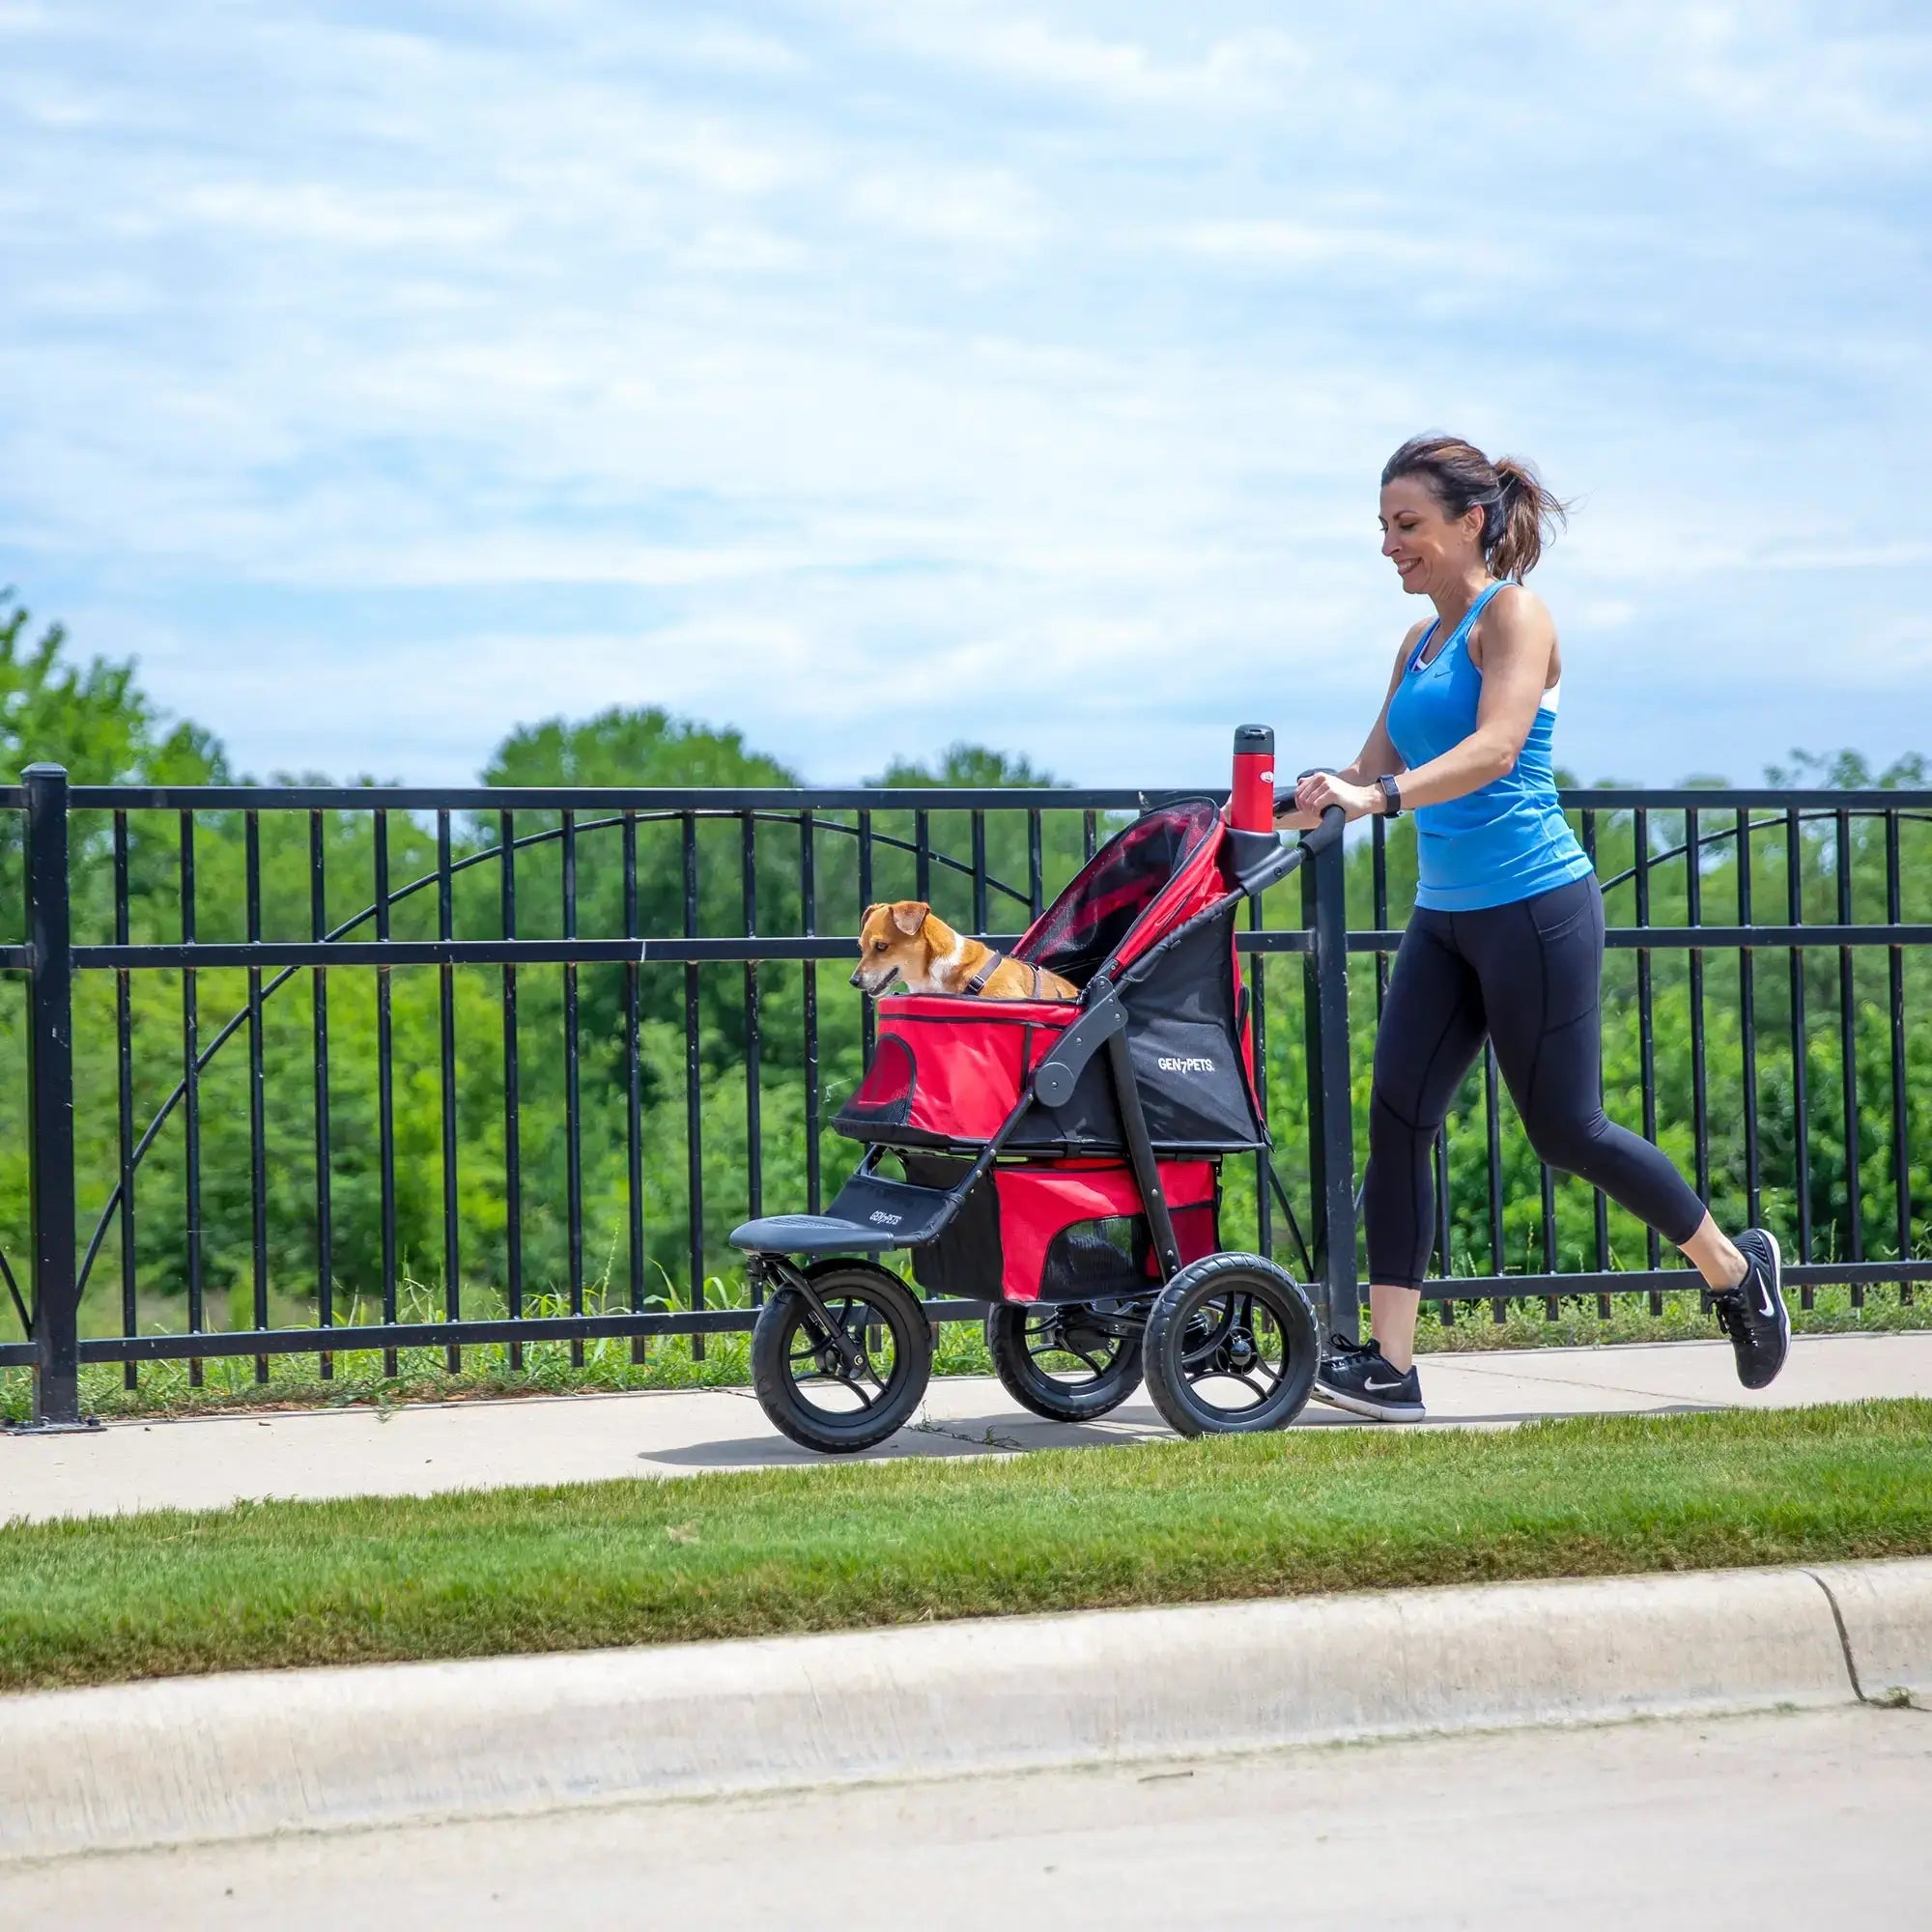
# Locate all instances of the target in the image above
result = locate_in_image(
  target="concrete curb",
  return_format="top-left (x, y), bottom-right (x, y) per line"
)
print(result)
top-left (2, 1558), bottom-right (1926, 1862)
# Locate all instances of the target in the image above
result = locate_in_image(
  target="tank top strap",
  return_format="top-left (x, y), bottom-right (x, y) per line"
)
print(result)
top-left (1406, 579), bottom-right (1510, 673)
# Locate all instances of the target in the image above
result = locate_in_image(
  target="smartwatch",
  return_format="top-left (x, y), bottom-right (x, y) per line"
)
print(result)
top-left (1376, 775), bottom-right (1404, 818)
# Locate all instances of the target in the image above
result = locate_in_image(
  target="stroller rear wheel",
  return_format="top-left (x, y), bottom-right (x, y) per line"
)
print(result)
top-left (1142, 1253), bottom-right (1318, 1437)
top-left (751, 1261), bottom-right (933, 1454)
top-left (986, 1299), bottom-right (1146, 1422)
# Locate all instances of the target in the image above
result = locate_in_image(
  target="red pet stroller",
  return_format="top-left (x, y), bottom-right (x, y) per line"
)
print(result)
top-left (732, 746), bottom-right (1346, 1453)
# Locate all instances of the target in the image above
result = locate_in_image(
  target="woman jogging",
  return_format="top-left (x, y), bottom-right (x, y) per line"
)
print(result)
top-left (1278, 434), bottom-right (1788, 1421)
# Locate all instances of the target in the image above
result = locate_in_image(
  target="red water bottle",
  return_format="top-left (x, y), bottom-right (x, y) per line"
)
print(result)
top-left (1230, 724), bottom-right (1275, 832)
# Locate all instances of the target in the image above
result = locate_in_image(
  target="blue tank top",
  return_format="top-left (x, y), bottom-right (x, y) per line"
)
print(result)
top-left (1384, 582), bottom-right (1592, 912)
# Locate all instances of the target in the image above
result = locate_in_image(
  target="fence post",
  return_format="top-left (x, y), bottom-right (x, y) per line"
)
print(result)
top-left (22, 763), bottom-right (84, 1429)
top-left (1301, 834), bottom-right (1360, 1343)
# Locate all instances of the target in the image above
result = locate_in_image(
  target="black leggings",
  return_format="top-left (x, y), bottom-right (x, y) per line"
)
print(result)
top-left (1364, 874), bottom-right (1706, 1289)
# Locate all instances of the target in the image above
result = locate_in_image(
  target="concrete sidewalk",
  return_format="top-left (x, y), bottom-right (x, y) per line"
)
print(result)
top-left (3, 1330), bottom-right (1927, 1523)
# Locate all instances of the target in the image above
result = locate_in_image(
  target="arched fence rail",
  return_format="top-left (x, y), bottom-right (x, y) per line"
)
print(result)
top-left (3, 765), bottom-right (1928, 1428)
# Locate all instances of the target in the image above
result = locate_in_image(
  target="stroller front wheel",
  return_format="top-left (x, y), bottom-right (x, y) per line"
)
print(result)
top-left (751, 1260), bottom-right (933, 1454)
top-left (1142, 1253), bottom-right (1318, 1437)
top-left (986, 1299), bottom-right (1146, 1422)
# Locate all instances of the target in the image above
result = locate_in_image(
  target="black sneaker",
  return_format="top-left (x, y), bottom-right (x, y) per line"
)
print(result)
top-left (1312, 1334), bottom-right (1425, 1422)
top-left (1714, 1228), bottom-right (1789, 1390)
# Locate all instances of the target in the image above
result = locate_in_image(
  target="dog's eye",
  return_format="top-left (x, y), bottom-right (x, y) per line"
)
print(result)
top-left (873, 939), bottom-right (888, 951)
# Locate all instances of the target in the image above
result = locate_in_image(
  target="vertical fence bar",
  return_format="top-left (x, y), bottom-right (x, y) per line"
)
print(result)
top-left (1540, 1156), bottom-right (1558, 1321)
top-left (738, 812), bottom-right (761, 1244)
top-left (802, 809), bottom-right (821, 1217)
top-left (971, 809), bottom-right (988, 935)
top-left (1786, 808), bottom-right (1812, 1308)
top-left (22, 766), bottom-right (80, 1427)
top-left (1835, 810), bottom-right (1863, 1303)
top-left (564, 809), bottom-right (585, 1366)
top-left (371, 811), bottom-right (398, 1376)
top-left (1083, 810), bottom-right (1097, 863)
top-left (498, 810), bottom-right (524, 1370)
top-left (626, 811), bottom-right (647, 1352)
top-left (245, 810), bottom-right (270, 1380)
top-left (310, 810), bottom-right (334, 1377)
top-left (1483, 1043), bottom-right (1505, 1322)
top-left (1634, 807), bottom-right (1662, 1307)
top-left (858, 810), bottom-right (876, 1063)
top-left (1736, 809), bottom-right (1760, 1234)
top-left (1686, 809), bottom-right (1709, 1229)
top-left (1433, 1134), bottom-right (1454, 1322)
top-left (1371, 814), bottom-right (1389, 1013)
top-left (914, 809), bottom-right (931, 905)
top-left (682, 811), bottom-right (704, 1357)
top-left (180, 809), bottom-right (204, 1385)
top-left (374, 811), bottom-right (398, 1377)
top-left (1885, 810), bottom-right (1910, 1303)
top-left (437, 810), bottom-right (461, 1373)
top-left (114, 810), bottom-right (137, 1388)
top-left (1027, 810), bottom-right (1044, 918)
top-left (1249, 890), bottom-right (1269, 1260)
top-left (1300, 836), bottom-right (1358, 1341)
top-left (1581, 810), bottom-right (1610, 1318)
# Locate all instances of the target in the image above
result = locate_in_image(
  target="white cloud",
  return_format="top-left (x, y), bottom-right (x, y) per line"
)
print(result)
top-left (846, 168), bottom-right (1049, 250)
top-left (0, 0), bottom-right (1924, 793)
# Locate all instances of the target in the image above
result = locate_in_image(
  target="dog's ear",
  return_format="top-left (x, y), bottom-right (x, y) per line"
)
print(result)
top-left (891, 900), bottom-right (930, 937)
top-left (861, 902), bottom-right (885, 926)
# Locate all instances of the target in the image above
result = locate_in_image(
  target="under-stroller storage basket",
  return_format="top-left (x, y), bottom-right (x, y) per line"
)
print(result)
top-left (1001, 1161), bottom-right (1219, 1304)
top-left (901, 1156), bottom-right (1219, 1303)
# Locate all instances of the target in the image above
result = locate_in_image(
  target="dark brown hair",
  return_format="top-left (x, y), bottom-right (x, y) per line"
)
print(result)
top-left (1380, 434), bottom-right (1569, 581)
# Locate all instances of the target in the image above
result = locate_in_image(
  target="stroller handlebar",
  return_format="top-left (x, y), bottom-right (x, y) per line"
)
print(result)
top-left (1224, 801), bottom-right (1346, 897)
top-left (1301, 802), bottom-right (1348, 856)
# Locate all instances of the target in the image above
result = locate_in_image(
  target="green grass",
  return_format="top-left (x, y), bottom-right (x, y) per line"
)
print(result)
top-left (3, 1278), bottom-right (1921, 1424)
top-left (2, 1400), bottom-right (1928, 1692)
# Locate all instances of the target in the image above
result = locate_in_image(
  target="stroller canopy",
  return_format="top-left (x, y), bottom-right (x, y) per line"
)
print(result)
top-left (1013, 798), bottom-right (1227, 989)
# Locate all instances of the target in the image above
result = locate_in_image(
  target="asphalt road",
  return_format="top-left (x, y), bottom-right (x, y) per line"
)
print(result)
top-left (6, 1704), bottom-right (1925, 1929)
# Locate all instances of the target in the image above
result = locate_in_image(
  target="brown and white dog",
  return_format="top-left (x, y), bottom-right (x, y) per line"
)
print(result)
top-left (850, 900), bottom-right (1077, 1001)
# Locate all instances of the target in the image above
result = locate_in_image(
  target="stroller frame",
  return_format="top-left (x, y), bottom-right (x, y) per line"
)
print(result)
top-left (733, 793), bottom-right (1346, 1452)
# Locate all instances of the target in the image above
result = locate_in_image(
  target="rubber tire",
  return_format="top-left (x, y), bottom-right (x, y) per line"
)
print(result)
top-left (985, 1301), bottom-right (1145, 1422)
top-left (1142, 1252), bottom-right (1319, 1438)
top-left (751, 1261), bottom-right (933, 1455)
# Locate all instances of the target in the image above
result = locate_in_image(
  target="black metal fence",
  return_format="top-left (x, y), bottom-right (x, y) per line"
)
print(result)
top-left (3, 767), bottom-right (1927, 1427)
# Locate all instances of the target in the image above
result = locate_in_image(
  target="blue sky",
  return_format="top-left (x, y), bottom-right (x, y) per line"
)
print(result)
top-left (2, 0), bottom-right (1928, 787)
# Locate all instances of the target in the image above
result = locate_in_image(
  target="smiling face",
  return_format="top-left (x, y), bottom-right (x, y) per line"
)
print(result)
top-left (1379, 473), bottom-right (1487, 598)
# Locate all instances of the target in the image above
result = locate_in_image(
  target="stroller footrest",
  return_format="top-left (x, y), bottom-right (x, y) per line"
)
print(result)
top-left (729, 1172), bottom-right (963, 1256)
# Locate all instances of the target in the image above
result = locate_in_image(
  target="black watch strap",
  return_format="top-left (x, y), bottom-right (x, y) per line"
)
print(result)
top-left (1377, 775), bottom-right (1404, 818)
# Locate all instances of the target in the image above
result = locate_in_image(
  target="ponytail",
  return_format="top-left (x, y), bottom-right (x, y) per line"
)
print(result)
top-left (1488, 455), bottom-right (1568, 582)
top-left (1381, 435), bottom-right (1571, 581)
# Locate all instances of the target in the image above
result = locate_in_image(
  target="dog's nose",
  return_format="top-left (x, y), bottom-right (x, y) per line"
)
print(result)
top-left (848, 966), bottom-right (867, 989)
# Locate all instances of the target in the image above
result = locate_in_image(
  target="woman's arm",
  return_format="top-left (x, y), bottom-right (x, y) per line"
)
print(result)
top-left (1272, 628), bottom-right (1420, 831)
top-left (1291, 588), bottom-right (1554, 823)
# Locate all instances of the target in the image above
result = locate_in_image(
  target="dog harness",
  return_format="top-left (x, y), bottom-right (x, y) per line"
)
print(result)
top-left (960, 952), bottom-right (1053, 998)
